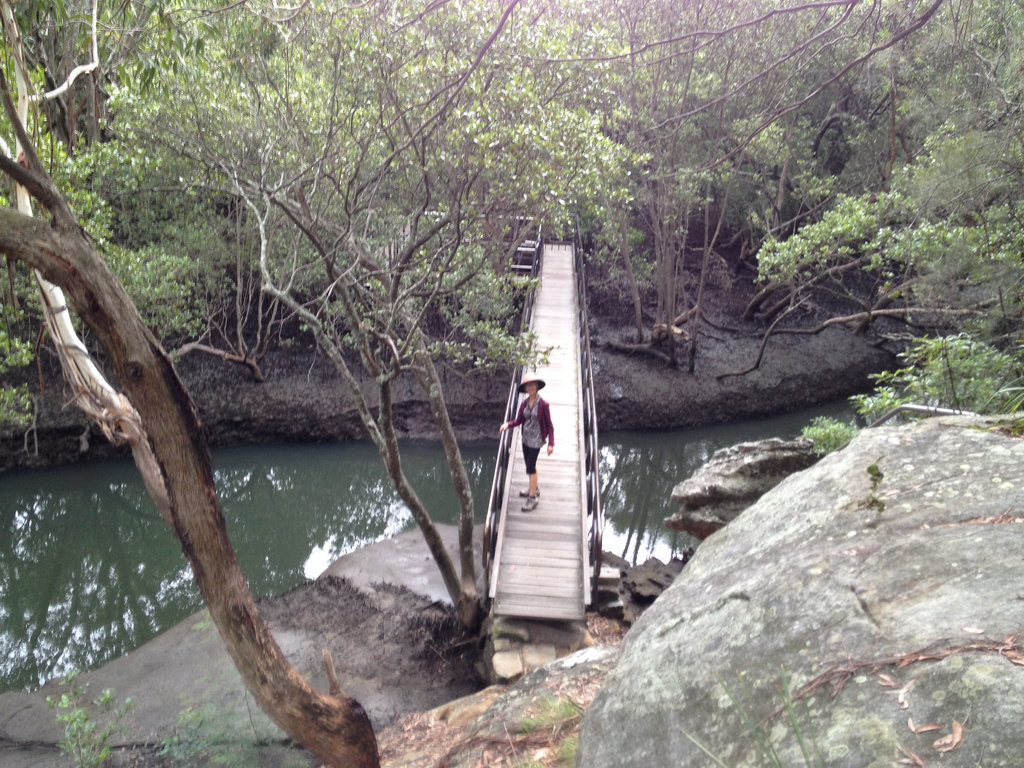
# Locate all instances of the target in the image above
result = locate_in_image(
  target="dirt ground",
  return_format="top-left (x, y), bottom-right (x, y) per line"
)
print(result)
top-left (376, 613), bottom-right (626, 768)
top-left (258, 577), bottom-right (484, 728)
top-left (0, 527), bottom-right (494, 768)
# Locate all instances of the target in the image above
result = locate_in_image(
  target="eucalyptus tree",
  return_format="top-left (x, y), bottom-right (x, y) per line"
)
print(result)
top-left (0, 2), bottom-right (381, 764)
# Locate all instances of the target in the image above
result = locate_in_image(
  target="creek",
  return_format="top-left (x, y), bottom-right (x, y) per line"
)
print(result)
top-left (0, 401), bottom-right (849, 693)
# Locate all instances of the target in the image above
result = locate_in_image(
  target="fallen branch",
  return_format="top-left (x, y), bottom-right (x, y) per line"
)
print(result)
top-left (604, 339), bottom-right (674, 365)
top-left (173, 341), bottom-right (266, 381)
top-left (717, 301), bottom-right (803, 380)
top-left (770, 306), bottom-right (983, 335)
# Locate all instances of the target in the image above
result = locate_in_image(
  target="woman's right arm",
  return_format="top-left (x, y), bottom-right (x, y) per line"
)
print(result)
top-left (501, 402), bottom-right (524, 432)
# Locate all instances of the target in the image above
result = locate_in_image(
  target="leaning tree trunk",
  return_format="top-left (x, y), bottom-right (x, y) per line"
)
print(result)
top-left (413, 335), bottom-right (482, 630)
top-left (0, 74), bottom-right (378, 767)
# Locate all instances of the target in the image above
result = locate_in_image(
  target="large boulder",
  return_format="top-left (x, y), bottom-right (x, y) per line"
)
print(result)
top-left (666, 437), bottom-right (820, 538)
top-left (579, 416), bottom-right (1024, 767)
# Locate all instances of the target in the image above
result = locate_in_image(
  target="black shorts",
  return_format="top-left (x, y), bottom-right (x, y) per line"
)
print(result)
top-left (522, 444), bottom-right (541, 475)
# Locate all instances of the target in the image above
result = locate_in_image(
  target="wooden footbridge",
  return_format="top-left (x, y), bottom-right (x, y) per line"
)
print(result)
top-left (483, 238), bottom-right (604, 623)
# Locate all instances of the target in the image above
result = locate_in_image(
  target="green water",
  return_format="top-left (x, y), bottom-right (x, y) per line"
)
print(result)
top-left (0, 402), bottom-right (848, 692)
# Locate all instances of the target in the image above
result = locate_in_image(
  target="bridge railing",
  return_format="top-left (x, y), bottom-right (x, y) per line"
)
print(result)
top-left (482, 233), bottom-right (603, 607)
top-left (574, 229), bottom-right (603, 604)
top-left (483, 370), bottom-right (521, 581)
top-left (482, 239), bottom-right (543, 588)
top-left (508, 218), bottom-right (544, 278)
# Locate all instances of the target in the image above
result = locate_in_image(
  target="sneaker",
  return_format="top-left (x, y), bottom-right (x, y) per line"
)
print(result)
top-left (518, 489), bottom-right (540, 498)
top-left (521, 497), bottom-right (538, 511)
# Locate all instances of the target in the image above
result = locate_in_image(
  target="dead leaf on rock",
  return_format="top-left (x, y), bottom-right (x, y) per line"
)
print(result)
top-left (962, 626), bottom-right (985, 635)
top-left (908, 717), bottom-right (943, 734)
top-left (932, 720), bottom-right (965, 753)
top-left (1003, 648), bottom-right (1024, 666)
top-left (896, 680), bottom-right (915, 710)
top-left (878, 672), bottom-right (899, 687)
top-left (899, 744), bottom-right (928, 766)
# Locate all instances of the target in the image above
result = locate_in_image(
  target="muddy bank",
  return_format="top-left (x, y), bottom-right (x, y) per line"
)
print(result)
top-left (592, 321), bottom-right (891, 430)
top-left (0, 292), bottom-right (893, 471)
top-left (0, 342), bottom-right (513, 471)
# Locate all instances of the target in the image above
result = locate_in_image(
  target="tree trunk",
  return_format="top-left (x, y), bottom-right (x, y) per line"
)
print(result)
top-left (413, 336), bottom-right (482, 630)
top-left (0, 64), bottom-right (380, 761)
top-left (375, 375), bottom-right (473, 617)
top-left (602, 191), bottom-right (645, 343)
top-left (648, 179), bottom-right (681, 366)
top-left (688, 182), bottom-right (730, 374)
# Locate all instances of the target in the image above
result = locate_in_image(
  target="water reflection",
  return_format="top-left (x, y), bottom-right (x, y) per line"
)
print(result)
top-left (0, 461), bottom-right (191, 694)
top-left (0, 442), bottom-right (489, 692)
top-left (600, 437), bottom-right (696, 564)
top-left (598, 401), bottom-right (853, 564)
top-left (0, 403), bottom-right (847, 692)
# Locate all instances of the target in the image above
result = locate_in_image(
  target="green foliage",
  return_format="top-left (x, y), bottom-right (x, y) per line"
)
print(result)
top-left (865, 461), bottom-right (886, 513)
top-left (104, 243), bottom-right (210, 343)
top-left (159, 703), bottom-right (245, 767)
top-left (158, 699), bottom-right (307, 768)
top-left (0, 305), bottom-right (33, 429)
top-left (56, 137), bottom-right (223, 344)
top-left (0, 380), bottom-right (32, 429)
top-left (46, 671), bottom-right (133, 768)
top-left (997, 386), bottom-right (1024, 415)
top-left (557, 734), bottom-right (579, 765)
top-left (757, 192), bottom-right (904, 285)
top-left (800, 416), bottom-right (859, 456)
top-left (513, 695), bottom-right (583, 766)
top-left (519, 696), bottom-right (583, 735)
top-left (852, 335), bottom-right (1023, 420)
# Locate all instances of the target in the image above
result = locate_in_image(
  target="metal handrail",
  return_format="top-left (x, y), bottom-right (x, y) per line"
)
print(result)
top-left (868, 403), bottom-right (977, 428)
top-left (482, 228), bottom-right (543, 597)
top-left (483, 372), bottom-right (521, 574)
top-left (574, 226), bottom-right (604, 605)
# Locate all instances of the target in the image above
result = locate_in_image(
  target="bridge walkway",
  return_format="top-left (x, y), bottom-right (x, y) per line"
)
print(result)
top-left (488, 242), bottom-right (589, 621)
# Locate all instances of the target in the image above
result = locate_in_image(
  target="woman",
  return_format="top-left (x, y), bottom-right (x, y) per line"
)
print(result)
top-left (499, 375), bottom-right (554, 511)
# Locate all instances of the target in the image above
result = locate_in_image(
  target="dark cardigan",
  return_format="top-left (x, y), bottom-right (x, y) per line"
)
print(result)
top-left (509, 396), bottom-right (554, 447)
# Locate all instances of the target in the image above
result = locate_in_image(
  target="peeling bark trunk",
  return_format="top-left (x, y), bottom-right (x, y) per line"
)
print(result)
top-left (0, 201), bottom-right (381, 768)
top-left (0, 55), bottom-right (379, 763)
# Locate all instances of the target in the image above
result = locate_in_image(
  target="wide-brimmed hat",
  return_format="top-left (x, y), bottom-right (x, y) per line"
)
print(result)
top-left (517, 375), bottom-right (546, 393)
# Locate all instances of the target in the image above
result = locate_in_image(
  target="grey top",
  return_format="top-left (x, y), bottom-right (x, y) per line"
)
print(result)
top-left (521, 399), bottom-right (543, 449)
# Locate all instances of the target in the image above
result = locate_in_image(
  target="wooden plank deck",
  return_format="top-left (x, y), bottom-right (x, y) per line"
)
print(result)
top-left (490, 243), bottom-right (588, 621)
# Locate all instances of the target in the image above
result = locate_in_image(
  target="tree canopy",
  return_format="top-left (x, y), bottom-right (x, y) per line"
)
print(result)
top-left (2, 0), bottom-right (1024, 763)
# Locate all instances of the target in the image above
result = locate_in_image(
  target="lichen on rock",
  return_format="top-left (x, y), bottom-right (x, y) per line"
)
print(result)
top-left (580, 416), bottom-right (1024, 767)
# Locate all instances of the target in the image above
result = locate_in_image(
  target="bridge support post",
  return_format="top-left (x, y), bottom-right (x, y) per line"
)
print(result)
top-left (480, 615), bottom-right (594, 684)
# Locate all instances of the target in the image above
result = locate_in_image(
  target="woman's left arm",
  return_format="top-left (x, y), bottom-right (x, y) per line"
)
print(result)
top-left (542, 400), bottom-right (554, 452)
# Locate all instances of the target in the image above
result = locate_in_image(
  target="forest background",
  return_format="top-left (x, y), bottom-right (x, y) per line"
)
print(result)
top-left (1, 0), bottom-right (1023, 765)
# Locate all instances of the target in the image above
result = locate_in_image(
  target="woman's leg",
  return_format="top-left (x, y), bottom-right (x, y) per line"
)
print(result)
top-left (522, 446), bottom-right (540, 508)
